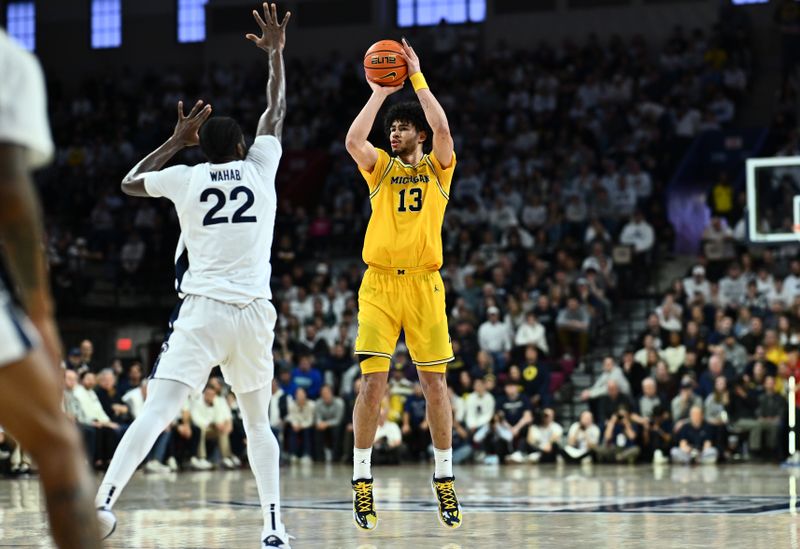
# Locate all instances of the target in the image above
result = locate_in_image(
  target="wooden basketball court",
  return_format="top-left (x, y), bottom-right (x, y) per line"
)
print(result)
top-left (1, 463), bottom-right (797, 548)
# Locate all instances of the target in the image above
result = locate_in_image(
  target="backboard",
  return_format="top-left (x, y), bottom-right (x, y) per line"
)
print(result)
top-left (746, 156), bottom-right (800, 243)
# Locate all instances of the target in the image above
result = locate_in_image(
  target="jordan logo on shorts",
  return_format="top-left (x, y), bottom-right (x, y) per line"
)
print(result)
top-left (397, 269), bottom-right (405, 275)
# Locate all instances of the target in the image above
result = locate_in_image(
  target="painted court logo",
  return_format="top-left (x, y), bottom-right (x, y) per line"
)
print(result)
top-left (211, 495), bottom-right (795, 515)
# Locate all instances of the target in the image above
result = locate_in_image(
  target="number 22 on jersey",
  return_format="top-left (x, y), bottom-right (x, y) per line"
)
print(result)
top-left (200, 186), bottom-right (257, 226)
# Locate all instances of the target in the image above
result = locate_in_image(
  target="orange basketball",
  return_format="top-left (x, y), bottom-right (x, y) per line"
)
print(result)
top-left (363, 40), bottom-right (407, 87)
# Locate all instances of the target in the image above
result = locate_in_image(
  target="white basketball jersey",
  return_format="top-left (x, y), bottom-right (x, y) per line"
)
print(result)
top-left (0, 29), bottom-right (54, 170)
top-left (143, 136), bottom-right (281, 305)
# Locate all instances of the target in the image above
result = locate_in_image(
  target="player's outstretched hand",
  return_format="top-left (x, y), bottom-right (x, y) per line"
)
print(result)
top-left (400, 37), bottom-right (421, 76)
top-left (173, 100), bottom-right (213, 147)
top-left (246, 2), bottom-right (291, 52)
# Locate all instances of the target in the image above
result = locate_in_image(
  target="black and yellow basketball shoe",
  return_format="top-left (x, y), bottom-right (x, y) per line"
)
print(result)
top-left (352, 478), bottom-right (378, 531)
top-left (431, 476), bottom-right (462, 529)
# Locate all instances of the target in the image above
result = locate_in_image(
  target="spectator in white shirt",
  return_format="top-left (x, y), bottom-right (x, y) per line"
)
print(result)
top-left (514, 311), bottom-right (549, 354)
top-left (452, 162), bottom-right (484, 203)
top-left (563, 411), bottom-right (601, 463)
top-left (784, 259), bottom-right (800, 297)
top-left (190, 384), bottom-right (235, 469)
top-left (613, 177), bottom-right (638, 219)
top-left (520, 408), bottom-right (563, 463)
top-left (121, 379), bottom-right (147, 419)
top-left (600, 159), bottom-right (621, 196)
top-left (683, 265), bottom-right (711, 303)
top-left (286, 387), bottom-right (316, 463)
top-left (487, 196), bottom-right (519, 232)
top-left (585, 217), bottom-right (613, 245)
top-left (120, 232), bottom-right (146, 278)
top-left (709, 91), bottom-right (735, 124)
top-left (702, 216), bottom-right (736, 262)
top-left (522, 194), bottom-right (547, 230)
top-left (580, 356), bottom-right (632, 401)
top-left (619, 211), bottom-right (655, 254)
top-left (662, 331), bottom-right (687, 374)
top-left (478, 306), bottom-right (512, 370)
top-left (73, 372), bottom-right (114, 425)
top-left (73, 370), bottom-right (131, 466)
top-left (289, 287), bottom-right (314, 324)
top-left (719, 263), bottom-right (747, 308)
top-left (465, 378), bottom-right (495, 440)
top-left (635, 335), bottom-right (664, 368)
top-left (655, 293), bottom-right (683, 332)
top-left (767, 278), bottom-right (794, 309)
top-left (564, 195), bottom-right (588, 226)
top-left (625, 158), bottom-right (652, 200)
top-left (673, 103), bottom-right (702, 138)
top-left (755, 267), bottom-right (775, 296)
top-left (581, 242), bottom-right (614, 277)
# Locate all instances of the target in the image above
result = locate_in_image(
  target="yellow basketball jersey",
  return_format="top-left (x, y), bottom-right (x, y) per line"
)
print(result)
top-left (358, 148), bottom-right (456, 270)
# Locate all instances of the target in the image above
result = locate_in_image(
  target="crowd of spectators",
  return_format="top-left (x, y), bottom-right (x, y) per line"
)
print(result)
top-left (1, 9), bottom-right (771, 471)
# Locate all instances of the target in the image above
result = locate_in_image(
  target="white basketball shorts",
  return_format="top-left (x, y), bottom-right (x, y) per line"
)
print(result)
top-left (0, 296), bottom-right (39, 367)
top-left (150, 295), bottom-right (277, 394)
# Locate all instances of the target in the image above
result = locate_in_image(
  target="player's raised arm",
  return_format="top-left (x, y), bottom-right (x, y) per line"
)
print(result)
top-left (120, 99), bottom-right (212, 197)
top-left (248, 3), bottom-right (290, 140)
top-left (345, 75), bottom-right (404, 172)
top-left (400, 38), bottom-right (454, 168)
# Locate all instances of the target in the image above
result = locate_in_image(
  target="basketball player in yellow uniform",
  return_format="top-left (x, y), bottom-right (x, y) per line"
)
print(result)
top-left (345, 38), bottom-right (461, 531)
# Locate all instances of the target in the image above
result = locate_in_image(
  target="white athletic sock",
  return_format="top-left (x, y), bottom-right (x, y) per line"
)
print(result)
top-left (95, 379), bottom-right (190, 510)
top-left (433, 447), bottom-right (453, 479)
top-left (237, 386), bottom-right (283, 536)
top-left (353, 447), bottom-right (372, 481)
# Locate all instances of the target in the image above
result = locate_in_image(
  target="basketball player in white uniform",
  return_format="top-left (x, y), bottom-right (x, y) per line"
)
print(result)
top-left (94, 4), bottom-right (292, 548)
top-left (0, 29), bottom-right (102, 549)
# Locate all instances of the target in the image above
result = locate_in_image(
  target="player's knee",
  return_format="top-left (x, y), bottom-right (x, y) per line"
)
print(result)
top-left (360, 374), bottom-right (387, 407)
top-left (419, 372), bottom-right (447, 401)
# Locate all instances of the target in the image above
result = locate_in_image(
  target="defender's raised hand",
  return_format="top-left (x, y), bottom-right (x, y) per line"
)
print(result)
top-left (246, 2), bottom-right (291, 52)
top-left (172, 100), bottom-right (212, 147)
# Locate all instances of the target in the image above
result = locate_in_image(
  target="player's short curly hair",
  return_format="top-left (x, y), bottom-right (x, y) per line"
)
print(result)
top-left (384, 101), bottom-right (431, 144)
top-left (199, 116), bottom-right (244, 163)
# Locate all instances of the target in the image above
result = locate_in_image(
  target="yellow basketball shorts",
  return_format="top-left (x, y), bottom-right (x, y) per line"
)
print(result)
top-left (355, 266), bottom-right (454, 374)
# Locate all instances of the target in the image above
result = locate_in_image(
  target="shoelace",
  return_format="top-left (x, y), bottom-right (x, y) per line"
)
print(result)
top-left (353, 481), bottom-right (374, 514)
top-left (434, 480), bottom-right (458, 511)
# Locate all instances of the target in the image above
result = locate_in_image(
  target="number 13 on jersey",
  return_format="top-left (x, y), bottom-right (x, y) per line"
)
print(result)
top-left (398, 187), bottom-right (422, 212)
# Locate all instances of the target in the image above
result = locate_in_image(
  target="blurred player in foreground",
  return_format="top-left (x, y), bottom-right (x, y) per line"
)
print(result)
top-left (0, 28), bottom-right (102, 549)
